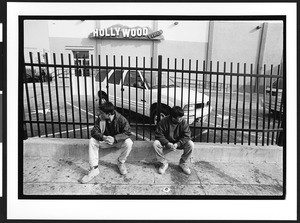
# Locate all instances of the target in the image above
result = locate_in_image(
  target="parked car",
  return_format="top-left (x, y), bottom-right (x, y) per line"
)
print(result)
top-left (24, 68), bottom-right (52, 83)
top-left (94, 69), bottom-right (211, 125)
top-left (23, 73), bottom-right (40, 83)
top-left (261, 78), bottom-right (283, 114)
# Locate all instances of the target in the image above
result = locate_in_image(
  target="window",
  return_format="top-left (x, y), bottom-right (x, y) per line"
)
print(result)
top-left (73, 51), bottom-right (90, 76)
top-left (108, 69), bottom-right (123, 85)
top-left (124, 71), bottom-right (144, 87)
top-left (95, 69), bottom-right (111, 82)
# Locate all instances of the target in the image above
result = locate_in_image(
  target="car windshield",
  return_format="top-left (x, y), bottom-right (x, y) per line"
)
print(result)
top-left (143, 71), bottom-right (178, 89)
top-left (272, 78), bottom-right (283, 89)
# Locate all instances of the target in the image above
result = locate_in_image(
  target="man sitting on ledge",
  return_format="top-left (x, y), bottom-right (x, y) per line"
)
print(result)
top-left (153, 106), bottom-right (194, 175)
top-left (81, 102), bottom-right (133, 184)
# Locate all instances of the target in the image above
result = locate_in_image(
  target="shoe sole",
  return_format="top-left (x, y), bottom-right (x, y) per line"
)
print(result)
top-left (158, 165), bottom-right (168, 174)
top-left (179, 166), bottom-right (191, 175)
top-left (117, 165), bottom-right (127, 175)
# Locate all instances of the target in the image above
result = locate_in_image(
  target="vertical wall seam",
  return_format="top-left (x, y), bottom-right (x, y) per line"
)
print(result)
top-left (205, 20), bottom-right (214, 88)
top-left (256, 22), bottom-right (268, 92)
top-left (206, 20), bottom-right (214, 67)
top-left (152, 20), bottom-right (158, 67)
top-left (257, 22), bottom-right (268, 74)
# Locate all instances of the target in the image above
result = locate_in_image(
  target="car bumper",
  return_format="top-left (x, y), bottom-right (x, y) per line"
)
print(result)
top-left (184, 106), bottom-right (212, 125)
top-left (261, 98), bottom-right (283, 113)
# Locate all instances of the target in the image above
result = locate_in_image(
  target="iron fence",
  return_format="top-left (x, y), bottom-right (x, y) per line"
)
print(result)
top-left (22, 52), bottom-right (284, 146)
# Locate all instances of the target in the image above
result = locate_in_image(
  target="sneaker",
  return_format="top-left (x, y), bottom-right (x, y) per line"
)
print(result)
top-left (179, 163), bottom-right (191, 175)
top-left (158, 163), bottom-right (168, 174)
top-left (81, 167), bottom-right (100, 184)
top-left (117, 162), bottom-right (127, 175)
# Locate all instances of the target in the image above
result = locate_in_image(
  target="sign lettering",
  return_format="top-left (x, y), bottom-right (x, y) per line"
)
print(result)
top-left (89, 25), bottom-right (163, 41)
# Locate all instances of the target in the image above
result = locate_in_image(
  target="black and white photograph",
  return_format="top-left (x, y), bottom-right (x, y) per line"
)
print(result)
top-left (22, 17), bottom-right (285, 197)
top-left (4, 1), bottom-right (297, 221)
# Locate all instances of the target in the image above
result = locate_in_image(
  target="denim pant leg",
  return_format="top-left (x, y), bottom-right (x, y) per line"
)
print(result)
top-left (153, 140), bottom-right (168, 164)
top-left (179, 140), bottom-right (194, 164)
top-left (117, 138), bottom-right (134, 163)
top-left (88, 121), bottom-right (106, 167)
top-left (89, 137), bottom-right (101, 167)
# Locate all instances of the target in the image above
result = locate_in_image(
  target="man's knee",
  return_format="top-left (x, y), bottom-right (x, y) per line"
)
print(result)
top-left (123, 138), bottom-right (133, 148)
top-left (184, 140), bottom-right (194, 150)
top-left (89, 137), bottom-right (99, 147)
top-left (153, 140), bottom-right (162, 149)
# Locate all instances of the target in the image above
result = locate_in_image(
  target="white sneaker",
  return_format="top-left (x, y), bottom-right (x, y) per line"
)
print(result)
top-left (158, 163), bottom-right (168, 174)
top-left (81, 167), bottom-right (100, 184)
top-left (117, 162), bottom-right (128, 175)
top-left (179, 163), bottom-right (191, 175)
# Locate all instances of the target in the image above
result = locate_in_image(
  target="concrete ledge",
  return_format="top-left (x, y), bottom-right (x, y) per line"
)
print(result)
top-left (23, 138), bottom-right (283, 164)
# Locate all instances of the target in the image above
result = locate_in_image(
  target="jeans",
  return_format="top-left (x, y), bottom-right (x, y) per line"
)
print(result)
top-left (153, 140), bottom-right (194, 165)
top-left (89, 137), bottom-right (133, 167)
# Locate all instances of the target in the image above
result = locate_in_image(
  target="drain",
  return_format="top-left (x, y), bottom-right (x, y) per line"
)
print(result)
top-left (163, 187), bottom-right (171, 193)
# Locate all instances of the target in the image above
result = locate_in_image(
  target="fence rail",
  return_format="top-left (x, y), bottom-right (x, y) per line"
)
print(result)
top-left (23, 52), bottom-right (284, 146)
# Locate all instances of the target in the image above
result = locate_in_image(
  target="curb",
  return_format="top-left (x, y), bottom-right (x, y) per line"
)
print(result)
top-left (23, 138), bottom-right (283, 164)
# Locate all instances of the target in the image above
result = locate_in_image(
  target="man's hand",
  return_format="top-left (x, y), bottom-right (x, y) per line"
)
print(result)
top-left (105, 136), bottom-right (115, 145)
top-left (166, 143), bottom-right (176, 151)
top-left (173, 143), bottom-right (178, 150)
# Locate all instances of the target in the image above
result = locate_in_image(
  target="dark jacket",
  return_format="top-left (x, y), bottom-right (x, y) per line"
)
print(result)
top-left (155, 116), bottom-right (191, 148)
top-left (91, 111), bottom-right (131, 143)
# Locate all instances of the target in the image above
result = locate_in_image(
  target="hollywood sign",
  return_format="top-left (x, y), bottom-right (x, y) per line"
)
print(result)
top-left (91, 27), bottom-right (163, 40)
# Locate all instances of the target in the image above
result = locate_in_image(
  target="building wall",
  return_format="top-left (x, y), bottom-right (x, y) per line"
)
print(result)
top-left (24, 20), bottom-right (50, 63)
top-left (48, 20), bottom-right (210, 68)
top-left (24, 20), bottom-right (283, 65)
top-left (98, 39), bottom-right (153, 67)
top-left (208, 21), bottom-right (283, 92)
top-left (49, 37), bottom-right (96, 64)
top-left (210, 21), bottom-right (264, 71)
top-left (262, 22), bottom-right (283, 72)
top-left (24, 19), bottom-right (284, 91)
top-left (157, 40), bottom-right (207, 69)
top-left (48, 20), bottom-right (95, 38)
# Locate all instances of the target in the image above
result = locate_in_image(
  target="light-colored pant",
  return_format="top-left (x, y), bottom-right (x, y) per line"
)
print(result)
top-left (89, 137), bottom-right (133, 167)
top-left (153, 140), bottom-right (194, 165)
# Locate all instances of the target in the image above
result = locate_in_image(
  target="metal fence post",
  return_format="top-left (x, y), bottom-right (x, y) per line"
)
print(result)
top-left (157, 55), bottom-right (162, 123)
top-left (23, 112), bottom-right (28, 140)
top-left (276, 119), bottom-right (284, 146)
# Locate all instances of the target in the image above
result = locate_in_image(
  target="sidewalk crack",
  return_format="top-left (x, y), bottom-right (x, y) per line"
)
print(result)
top-left (193, 166), bottom-right (207, 195)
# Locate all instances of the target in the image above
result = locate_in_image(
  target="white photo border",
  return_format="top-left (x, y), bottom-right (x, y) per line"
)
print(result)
top-left (7, 2), bottom-right (297, 220)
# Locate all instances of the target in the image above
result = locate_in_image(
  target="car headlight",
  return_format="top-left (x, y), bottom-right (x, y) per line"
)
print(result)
top-left (183, 104), bottom-right (195, 111)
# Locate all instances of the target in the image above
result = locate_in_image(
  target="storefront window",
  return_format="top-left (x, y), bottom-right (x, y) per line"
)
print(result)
top-left (73, 51), bottom-right (90, 76)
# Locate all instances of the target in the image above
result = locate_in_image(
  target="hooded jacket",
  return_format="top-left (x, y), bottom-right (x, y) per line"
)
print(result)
top-left (155, 115), bottom-right (191, 148)
top-left (91, 110), bottom-right (131, 143)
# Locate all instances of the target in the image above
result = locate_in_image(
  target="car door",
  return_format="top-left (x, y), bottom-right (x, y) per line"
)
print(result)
top-left (122, 70), bottom-right (147, 115)
top-left (107, 69), bottom-right (123, 107)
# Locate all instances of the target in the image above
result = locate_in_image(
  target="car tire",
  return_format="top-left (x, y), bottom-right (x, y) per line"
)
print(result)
top-left (151, 106), bottom-right (169, 125)
top-left (98, 91), bottom-right (108, 106)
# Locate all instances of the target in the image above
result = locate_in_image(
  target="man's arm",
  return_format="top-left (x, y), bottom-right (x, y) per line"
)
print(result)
top-left (114, 116), bottom-right (131, 143)
top-left (177, 119), bottom-right (191, 148)
top-left (91, 117), bottom-right (104, 141)
top-left (155, 119), bottom-right (169, 146)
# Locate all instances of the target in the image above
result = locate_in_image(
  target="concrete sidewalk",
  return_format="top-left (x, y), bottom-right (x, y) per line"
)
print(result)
top-left (23, 138), bottom-right (283, 196)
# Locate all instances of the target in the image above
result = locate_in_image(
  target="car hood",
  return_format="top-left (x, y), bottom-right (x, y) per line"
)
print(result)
top-left (158, 87), bottom-right (209, 105)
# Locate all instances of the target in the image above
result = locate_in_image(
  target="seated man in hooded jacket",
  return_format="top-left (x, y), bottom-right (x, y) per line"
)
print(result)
top-left (153, 106), bottom-right (194, 175)
top-left (81, 102), bottom-right (133, 183)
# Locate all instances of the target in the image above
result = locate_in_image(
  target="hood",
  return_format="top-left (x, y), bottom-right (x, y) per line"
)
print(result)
top-left (159, 87), bottom-right (210, 105)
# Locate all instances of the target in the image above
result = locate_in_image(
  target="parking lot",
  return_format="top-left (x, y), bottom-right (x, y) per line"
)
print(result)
top-left (23, 80), bottom-right (282, 146)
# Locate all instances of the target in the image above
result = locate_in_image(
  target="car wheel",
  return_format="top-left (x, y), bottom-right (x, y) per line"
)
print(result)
top-left (152, 107), bottom-right (169, 125)
top-left (98, 92), bottom-right (108, 105)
